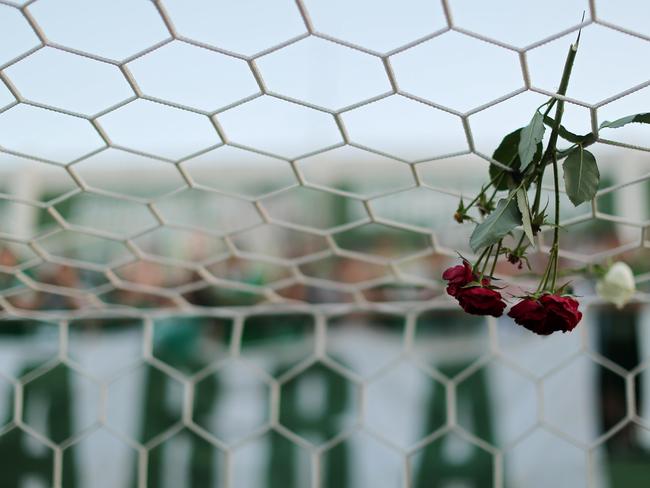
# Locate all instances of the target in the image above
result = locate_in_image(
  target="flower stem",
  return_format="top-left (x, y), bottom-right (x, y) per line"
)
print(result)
top-left (530, 167), bottom-right (546, 222)
top-left (550, 152), bottom-right (561, 290)
top-left (514, 232), bottom-right (526, 252)
top-left (542, 98), bottom-right (557, 118)
top-left (480, 245), bottom-right (494, 278)
top-left (490, 240), bottom-right (502, 277)
top-left (486, 186), bottom-right (499, 206)
top-left (537, 244), bottom-right (551, 291)
top-left (474, 246), bottom-right (492, 271)
top-left (535, 39), bottom-right (578, 293)
top-left (464, 170), bottom-right (508, 211)
top-left (542, 44), bottom-right (577, 165)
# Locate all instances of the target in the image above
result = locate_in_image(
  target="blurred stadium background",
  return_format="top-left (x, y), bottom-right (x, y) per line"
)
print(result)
top-left (1, 0), bottom-right (650, 487)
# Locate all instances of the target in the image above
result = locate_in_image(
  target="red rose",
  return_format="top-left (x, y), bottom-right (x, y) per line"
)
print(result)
top-left (508, 294), bottom-right (582, 335)
top-left (442, 261), bottom-right (475, 297)
top-left (508, 298), bottom-right (549, 334)
top-left (456, 286), bottom-right (506, 317)
top-left (539, 294), bottom-right (582, 333)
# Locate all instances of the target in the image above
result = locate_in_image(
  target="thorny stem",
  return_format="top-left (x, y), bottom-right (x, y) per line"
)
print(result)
top-left (474, 246), bottom-right (492, 271)
top-left (486, 186), bottom-right (499, 206)
top-left (513, 232), bottom-right (527, 254)
top-left (542, 98), bottom-right (557, 118)
top-left (543, 44), bottom-right (577, 165)
top-left (480, 245), bottom-right (494, 277)
top-left (541, 246), bottom-right (557, 290)
top-left (556, 137), bottom-right (597, 159)
top-left (537, 36), bottom-right (579, 293)
top-left (537, 255), bottom-right (552, 293)
top-left (550, 152), bottom-right (561, 290)
top-left (530, 167), bottom-right (546, 224)
top-left (490, 240), bottom-right (502, 277)
top-left (464, 170), bottom-right (511, 212)
top-left (464, 190), bottom-right (484, 211)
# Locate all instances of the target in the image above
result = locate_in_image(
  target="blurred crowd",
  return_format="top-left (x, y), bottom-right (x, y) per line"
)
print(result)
top-left (0, 245), bottom-right (439, 311)
top-left (0, 219), bottom-right (648, 312)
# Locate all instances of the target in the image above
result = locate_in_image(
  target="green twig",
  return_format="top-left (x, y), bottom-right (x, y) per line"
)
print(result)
top-left (530, 166), bottom-right (546, 222)
top-left (464, 169), bottom-right (510, 211)
top-left (514, 232), bottom-right (526, 252)
top-left (480, 245), bottom-right (494, 278)
top-left (536, 37), bottom-right (579, 292)
top-left (550, 152), bottom-right (561, 290)
top-left (490, 240), bottom-right (502, 277)
top-left (474, 246), bottom-right (491, 270)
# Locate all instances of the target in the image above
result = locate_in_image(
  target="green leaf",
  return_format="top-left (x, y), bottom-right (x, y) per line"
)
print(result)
top-left (470, 195), bottom-right (522, 252)
top-left (600, 113), bottom-right (650, 129)
top-left (489, 129), bottom-right (521, 191)
top-left (562, 146), bottom-right (600, 206)
top-left (516, 187), bottom-right (536, 248)
top-left (490, 128), bottom-right (543, 191)
top-left (518, 112), bottom-right (545, 169)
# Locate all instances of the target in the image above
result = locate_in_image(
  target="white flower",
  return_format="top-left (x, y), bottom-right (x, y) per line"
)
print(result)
top-left (596, 262), bottom-right (636, 309)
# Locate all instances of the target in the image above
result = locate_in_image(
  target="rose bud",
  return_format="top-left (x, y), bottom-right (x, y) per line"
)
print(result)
top-left (442, 261), bottom-right (475, 298)
top-left (596, 261), bottom-right (635, 309)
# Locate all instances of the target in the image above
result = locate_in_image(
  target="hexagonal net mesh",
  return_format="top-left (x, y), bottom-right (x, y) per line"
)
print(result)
top-left (1, 0), bottom-right (650, 487)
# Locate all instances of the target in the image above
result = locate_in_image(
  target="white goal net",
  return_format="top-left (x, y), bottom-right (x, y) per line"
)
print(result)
top-left (0, 0), bottom-right (650, 487)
